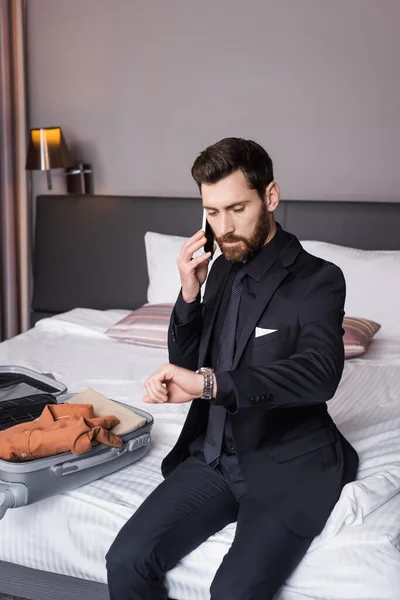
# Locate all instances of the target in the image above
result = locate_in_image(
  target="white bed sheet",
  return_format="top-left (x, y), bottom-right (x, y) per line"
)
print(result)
top-left (0, 308), bottom-right (398, 600)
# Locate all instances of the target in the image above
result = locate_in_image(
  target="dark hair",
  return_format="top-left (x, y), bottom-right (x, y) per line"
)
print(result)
top-left (191, 137), bottom-right (274, 200)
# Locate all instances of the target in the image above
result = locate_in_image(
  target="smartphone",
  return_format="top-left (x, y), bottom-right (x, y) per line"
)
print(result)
top-left (202, 210), bottom-right (214, 257)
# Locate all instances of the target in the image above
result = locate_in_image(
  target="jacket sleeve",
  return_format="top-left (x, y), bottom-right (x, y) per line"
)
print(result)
top-left (167, 256), bottom-right (225, 370)
top-left (213, 263), bottom-right (346, 414)
top-left (168, 290), bottom-right (203, 370)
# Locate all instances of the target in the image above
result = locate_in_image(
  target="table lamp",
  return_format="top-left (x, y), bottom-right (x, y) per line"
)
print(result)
top-left (25, 126), bottom-right (72, 190)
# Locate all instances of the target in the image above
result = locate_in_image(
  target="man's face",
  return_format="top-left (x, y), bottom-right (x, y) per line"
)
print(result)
top-left (202, 170), bottom-right (272, 262)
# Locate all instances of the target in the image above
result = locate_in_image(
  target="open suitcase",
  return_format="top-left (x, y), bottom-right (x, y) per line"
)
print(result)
top-left (0, 366), bottom-right (153, 520)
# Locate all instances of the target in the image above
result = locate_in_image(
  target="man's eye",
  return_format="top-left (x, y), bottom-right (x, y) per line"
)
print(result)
top-left (208, 212), bottom-right (217, 218)
top-left (233, 207), bottom-right (245, 213)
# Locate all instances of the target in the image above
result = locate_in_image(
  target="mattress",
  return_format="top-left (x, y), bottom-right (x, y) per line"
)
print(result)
top-left (0, 308), bottom-right (399, 600)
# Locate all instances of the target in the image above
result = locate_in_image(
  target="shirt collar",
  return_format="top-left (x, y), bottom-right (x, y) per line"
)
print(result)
top-left (242, 222), bottom-right (289, 282)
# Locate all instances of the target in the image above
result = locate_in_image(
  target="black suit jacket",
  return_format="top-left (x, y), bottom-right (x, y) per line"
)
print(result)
top-left (162, 228), bottom-right (359, 537)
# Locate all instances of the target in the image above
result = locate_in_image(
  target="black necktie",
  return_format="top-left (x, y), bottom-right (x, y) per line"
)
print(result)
top-left (203, 265), bottom-right (246, 467)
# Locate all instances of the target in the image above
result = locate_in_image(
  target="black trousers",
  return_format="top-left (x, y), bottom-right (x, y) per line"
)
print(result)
top-left (106, 452), bottom-right (314, 600)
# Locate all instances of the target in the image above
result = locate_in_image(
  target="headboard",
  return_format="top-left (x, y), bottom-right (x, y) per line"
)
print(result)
top-left (31, 195), bottom-right (400, 324)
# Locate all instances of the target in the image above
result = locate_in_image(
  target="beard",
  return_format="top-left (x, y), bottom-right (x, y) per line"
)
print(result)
top-left (216, 202), bottom-right (271, 263)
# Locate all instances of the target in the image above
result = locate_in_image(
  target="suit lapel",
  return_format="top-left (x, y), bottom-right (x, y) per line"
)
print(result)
top-left (232, 260), bottom-right (289, 369)
top-left (198, 260), bottom-right (233, 367)
top-left (233, 235), bottom-right (303, 369)
top-left (199, 231), bottom-right (302, 369)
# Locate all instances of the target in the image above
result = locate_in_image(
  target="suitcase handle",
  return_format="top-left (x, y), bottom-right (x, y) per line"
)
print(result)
top-left (51, 433), bottom-right (151, 476)
top-left (0, 480), bottom-right (28, 520)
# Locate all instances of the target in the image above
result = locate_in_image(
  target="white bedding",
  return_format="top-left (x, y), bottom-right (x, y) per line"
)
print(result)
top-left (0, 308), bottom-right (399, 599)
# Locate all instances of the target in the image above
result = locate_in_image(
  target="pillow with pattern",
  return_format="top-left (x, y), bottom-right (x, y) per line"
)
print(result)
top-left (106, 305), bottom-right (380, 358)
top-left (106, 304), bottom-right (174, 348)
top-left (343, 317), bottom-right (380, 358)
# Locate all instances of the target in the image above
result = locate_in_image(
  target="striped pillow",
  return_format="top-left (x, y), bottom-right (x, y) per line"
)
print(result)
top-left (106, 305), bottom-right (380, 358)
top-left (343, 317), bottom-right (380, 358)
top-left (106, 304), bottom-right (173, 348)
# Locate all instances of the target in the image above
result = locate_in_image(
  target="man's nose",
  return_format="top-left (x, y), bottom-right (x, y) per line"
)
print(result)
top-left (218, 214), bottom-right (234, 238)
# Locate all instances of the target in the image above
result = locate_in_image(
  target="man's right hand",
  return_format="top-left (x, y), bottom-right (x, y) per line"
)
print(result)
top-left (177, 230), bottom-right (212, 303)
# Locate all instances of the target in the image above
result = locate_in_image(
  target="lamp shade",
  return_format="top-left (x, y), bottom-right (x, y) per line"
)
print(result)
top-left (25, 127), bottom-right (72, 171)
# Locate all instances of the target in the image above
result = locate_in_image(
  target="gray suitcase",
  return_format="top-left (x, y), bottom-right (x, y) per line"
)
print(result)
top-left (0, 366), bottom-right (153, 520)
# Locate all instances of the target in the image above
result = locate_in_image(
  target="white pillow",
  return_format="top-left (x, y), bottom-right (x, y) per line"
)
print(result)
top-left (301, 241), bottom-right (400, 339)
top-left (144, 231), bottom-right (221, 304)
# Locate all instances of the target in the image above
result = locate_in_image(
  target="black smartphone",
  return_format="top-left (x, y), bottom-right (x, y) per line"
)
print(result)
top-left (202, 210), bottom-right (214, 257)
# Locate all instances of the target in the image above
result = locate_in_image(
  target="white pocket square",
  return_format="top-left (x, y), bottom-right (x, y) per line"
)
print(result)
top-left (255, 327), bottom-right (278, 338)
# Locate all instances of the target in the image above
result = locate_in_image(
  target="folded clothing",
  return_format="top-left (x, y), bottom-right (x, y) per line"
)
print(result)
top-left (66, 387), bottom-right (147, 436)
top-left (0, 404), bottom-right (122, 462)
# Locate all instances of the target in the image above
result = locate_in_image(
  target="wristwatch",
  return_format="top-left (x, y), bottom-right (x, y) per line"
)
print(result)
top-left (196, 367), bottom-right (215, 400)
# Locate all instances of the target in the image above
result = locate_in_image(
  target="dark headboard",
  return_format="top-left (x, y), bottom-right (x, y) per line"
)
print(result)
top-left (32, 195), bottom-right (400, 323)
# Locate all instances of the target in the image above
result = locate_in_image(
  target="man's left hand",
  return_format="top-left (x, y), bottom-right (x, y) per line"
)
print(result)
top-left (143, 363), bottom-right (204, 404)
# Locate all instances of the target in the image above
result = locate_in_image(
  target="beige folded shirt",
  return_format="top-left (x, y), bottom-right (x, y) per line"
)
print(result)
top-left (66, 388), bottom-right (147, 436)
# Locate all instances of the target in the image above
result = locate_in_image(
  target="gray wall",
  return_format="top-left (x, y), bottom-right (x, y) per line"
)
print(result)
top-left (27, 0), bottom-right (400, 201)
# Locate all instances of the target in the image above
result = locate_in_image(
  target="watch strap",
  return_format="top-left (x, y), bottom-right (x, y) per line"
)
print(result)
top-left (196, 367), bottom-right (214, 400)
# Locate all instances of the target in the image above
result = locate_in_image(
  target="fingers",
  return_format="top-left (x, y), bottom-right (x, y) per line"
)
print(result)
top-left (143, 363), bottom-right (196, 405)
top-left (188, 252), bottom-right (212, 268)
top-left (179, 230), bottom-right (207, 262)
top-left (144, 377), bottom-right (168, 403)
top-left (143, 394), bottom-right (154, 403)
top-left (143, 363), bottom-right (173, 404)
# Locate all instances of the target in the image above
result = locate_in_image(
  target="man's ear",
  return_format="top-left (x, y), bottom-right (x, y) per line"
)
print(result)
top-left (265, 181), bottom-right (280, 213)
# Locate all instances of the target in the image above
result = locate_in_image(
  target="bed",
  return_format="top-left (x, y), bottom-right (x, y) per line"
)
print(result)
top-left (0, 194), bottom-right (399, 600)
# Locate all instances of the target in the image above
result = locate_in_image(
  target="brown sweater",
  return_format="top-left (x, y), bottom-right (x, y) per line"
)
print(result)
top-left (0, 404), bottom-right (123, 462)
